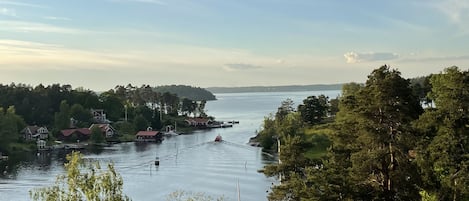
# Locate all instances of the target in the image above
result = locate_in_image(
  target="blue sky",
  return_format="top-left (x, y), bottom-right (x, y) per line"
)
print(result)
top-left (1, 0), bottom-right (468, 91)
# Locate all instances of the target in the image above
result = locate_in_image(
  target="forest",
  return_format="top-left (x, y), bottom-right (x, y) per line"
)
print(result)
top-left (257, 65), bottom-right (468, 201)
top-left (0, 84), bottom-right (213, 154)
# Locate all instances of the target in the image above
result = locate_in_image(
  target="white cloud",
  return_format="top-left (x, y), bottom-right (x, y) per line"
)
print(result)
top-left (0, 7), bottom-right (16, 16)
top-left (108, 0), bottom-right (166, 5)
top-left (44, 16), bottom-right (71, 21)
top-left (433, 0), bottom-right (469, 32)
top-left (344, 52), bottom-right (399, 64)
top-left (224, 63), bottom-right (262, 71)
top-left (436, 0), bottom-right (469, 23)
top-left (0, 40), bottom-right (128, 70)
top-left (0, 1), bottom-right (46, 8)
top-left (0, 20), bottom-right (85, 34)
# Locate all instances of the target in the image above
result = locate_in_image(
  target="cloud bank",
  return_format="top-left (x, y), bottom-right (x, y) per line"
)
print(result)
top-left (224, 63), bottom-right (263, 71)
top-left (0, 20), bottom-right (85, 34)
top-left (344, 52), bottom-right (399, 63)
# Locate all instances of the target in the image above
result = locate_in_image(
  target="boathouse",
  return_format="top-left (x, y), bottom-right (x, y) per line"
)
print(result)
top-left (135, 130), bottom-right (163, 142)
top-left (59, 128), bottom-right (91, 142)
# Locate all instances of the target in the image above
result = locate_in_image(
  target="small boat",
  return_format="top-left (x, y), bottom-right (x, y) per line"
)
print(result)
top-left (214, 134), bottom-right (223, 142)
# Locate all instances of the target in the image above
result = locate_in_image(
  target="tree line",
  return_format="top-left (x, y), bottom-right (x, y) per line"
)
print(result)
top-left (0, 83), bottom-right (211, 154)
top-left (259, 65), bottom-right (468, 201)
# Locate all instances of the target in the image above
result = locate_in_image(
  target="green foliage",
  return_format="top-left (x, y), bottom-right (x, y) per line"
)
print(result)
top-left (346, 66), bottom-right (422, 200)
top-left (0, 106), bottom-right (26, 153)
top-left (304, 133), bottom-right (331, 159)
top-left (264, 66), bottom-right (426, 201)
top-left (99, 91), bottom-right (124, 122)
top-left (328, 97), bottom-right (339, 116)
top-left (70, 104), bottom-right (92, 127)
top-left (275, 99), bottom-right (295, 122)
top-left (54, 100), bottom-right (71, 130)
top-left (413, 66), bottom-right (469, 200)
top-left (154, 85), bottom-right (216, 101)
top-left (30, 151), bottom-right (131, 201)
top-left (258, 116), bottom-right (276, 151)
top-left (341, 82), bottom-right (362, 97)
top-left (114, 121), bottom-right (136, 136)
top-left (297, 95), bottom-right (329, 125)
top-left (410, 75), bottom-right (432, 106)
top-left (90, 126), bottom-right (105, 144)
top-left (133, 114), bottom-right (149, 131)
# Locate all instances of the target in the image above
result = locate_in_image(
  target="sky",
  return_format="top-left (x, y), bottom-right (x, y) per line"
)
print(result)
top-left (1, 0), bottom-right (469, 91)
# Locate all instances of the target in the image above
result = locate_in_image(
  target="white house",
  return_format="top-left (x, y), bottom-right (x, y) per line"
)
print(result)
top-left (21, 126), bottom-right (49, 141)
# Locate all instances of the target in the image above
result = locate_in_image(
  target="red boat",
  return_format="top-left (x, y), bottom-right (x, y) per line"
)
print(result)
top-left (214, 134), bottom-right (222, 142)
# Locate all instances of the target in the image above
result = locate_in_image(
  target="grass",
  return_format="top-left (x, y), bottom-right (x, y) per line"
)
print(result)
top-left (303, 123), bottom-right (334, 160)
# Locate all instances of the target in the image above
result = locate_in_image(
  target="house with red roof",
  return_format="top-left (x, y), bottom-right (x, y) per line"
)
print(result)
top-left (59, 128), bottom-right (91, 142)
top-left (135, 128), bottom-right (163, 142)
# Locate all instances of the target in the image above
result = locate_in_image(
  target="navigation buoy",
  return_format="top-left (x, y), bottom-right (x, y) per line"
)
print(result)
top-left (155, 157), bottom-right (160, 166)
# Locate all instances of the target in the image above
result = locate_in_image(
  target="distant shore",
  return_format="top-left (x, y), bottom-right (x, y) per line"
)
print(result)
top-left (206, 84), bottom-right (343, 93)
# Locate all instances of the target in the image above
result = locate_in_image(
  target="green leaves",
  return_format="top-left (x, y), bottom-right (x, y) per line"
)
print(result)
top-left (414, 66), bottom-right (469, 200)
top-left (298, 95), bottom-right (329, 125)
top-left (30, 151), bottom-right (131, 201)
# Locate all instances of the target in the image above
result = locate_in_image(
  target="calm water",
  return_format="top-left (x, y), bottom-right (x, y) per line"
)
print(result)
top-left (0, 90), bottom-right (340, 201)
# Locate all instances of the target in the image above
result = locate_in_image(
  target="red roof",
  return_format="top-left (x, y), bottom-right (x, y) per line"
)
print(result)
top-left (135, 131), bottom-right (160, 137)
top-left (61, 128), bottom-right (91, 136)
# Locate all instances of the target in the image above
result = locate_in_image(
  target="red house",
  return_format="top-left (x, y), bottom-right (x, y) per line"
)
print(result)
top-left (135, 131), bottom-right (163, 142)
top-left (59, 128), bottom-right (91, 142)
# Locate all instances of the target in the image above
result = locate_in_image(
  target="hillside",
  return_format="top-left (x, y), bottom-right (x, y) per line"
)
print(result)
top-left (153, 85), bottom-right (216, 101)
top-left (206, 84), bottom-right (343, 93)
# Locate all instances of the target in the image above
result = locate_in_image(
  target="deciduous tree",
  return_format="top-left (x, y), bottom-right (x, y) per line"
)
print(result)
top-left (30, 151), bottom-right (131, 201)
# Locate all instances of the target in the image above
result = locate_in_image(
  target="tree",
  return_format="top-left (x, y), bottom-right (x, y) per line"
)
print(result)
top-left (70, 104), bottom-right (92, 127)
top-left (346, 65), bottom-right (423, 200)
top-left (414, 66), bottom-right (469, 200)
top-left (275, 98), bottom-right (295, 123)
top-left (90, 126), bottom-right (105, 144)
top-left (54, 100), bottom-right (71, 130)
top-left (181, 98), bottom-right (196, 116)
top-left (196, 100), bottom-right (207, 117)
top-left (100, 91), bottom-right (124, 122)
top-left (0, 106), bottom-right (26, 153)
top-left (297, 95), bottom-right (329, 125)
top-left (257, 115), bottom-right (276, 151)
top-left (30, 151), bottom-right (131, 201)
top-left (263, 112), bottom-right (310, 201)
top-left (302, 66), bottom-right (423, 200)
top-left (133, 114), bottom-right (149, 131)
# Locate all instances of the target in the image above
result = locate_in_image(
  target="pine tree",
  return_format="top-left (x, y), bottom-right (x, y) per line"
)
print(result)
top-left (414, 66), bottom-right (469, 200)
